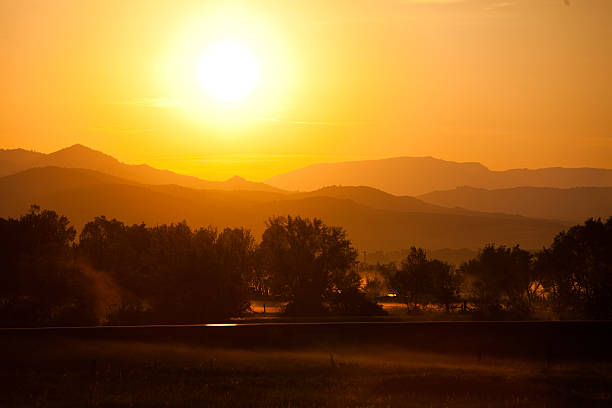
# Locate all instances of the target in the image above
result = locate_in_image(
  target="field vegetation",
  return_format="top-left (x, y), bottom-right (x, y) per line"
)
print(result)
top-left (2, 334), bottom-right (612, 407)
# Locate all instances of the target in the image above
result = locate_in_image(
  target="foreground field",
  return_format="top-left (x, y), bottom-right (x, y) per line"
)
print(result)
top-left (2, 330), bottom-right (612, 407)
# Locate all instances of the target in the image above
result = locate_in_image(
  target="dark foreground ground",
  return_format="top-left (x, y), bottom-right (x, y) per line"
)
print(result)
top-left (2, 322), bottom-right (612, 407)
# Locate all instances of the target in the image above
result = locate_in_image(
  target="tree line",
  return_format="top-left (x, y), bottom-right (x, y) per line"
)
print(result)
top-left (0, 205), bottom-right (610, 326)
top-left (368, 217), bottom-right (612, 320)
top-left (0, 206), bottom-right (381, 326)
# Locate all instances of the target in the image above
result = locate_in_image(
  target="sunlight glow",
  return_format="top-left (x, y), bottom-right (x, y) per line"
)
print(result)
top-left (157, 7), bottom-right (296, 134)
top-left (197, 40), bottom-right (261, 103)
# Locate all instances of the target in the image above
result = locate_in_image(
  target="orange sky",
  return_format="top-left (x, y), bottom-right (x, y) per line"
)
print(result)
top-left (2, 0), bottom-right (611, 180)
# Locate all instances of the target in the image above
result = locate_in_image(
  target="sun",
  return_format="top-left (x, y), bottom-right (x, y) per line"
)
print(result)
top-left (159, 13), bottom-right (295, 125)
top-left (197, 40), bottom-right (261, 103)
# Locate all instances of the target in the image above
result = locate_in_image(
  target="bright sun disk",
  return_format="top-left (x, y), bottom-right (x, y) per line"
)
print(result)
top-left (197, 40), bottom-right (261, 103)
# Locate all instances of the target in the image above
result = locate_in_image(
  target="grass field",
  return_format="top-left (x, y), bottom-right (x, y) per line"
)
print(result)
top-left (2, 324), bottom-right (612, 407)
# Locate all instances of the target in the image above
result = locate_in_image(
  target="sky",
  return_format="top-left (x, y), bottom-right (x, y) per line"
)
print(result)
top-left (1, 0), bottom-right (611, 181)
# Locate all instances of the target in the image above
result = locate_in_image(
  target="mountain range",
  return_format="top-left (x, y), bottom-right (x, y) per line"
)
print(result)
top-left (0, 166), bottom-right (565, 251)
top-left (418, 186), bottom-right (612, 223)
top-left (265, 156), bottom-right (612, 196)
top-left (1, 144), bottom-right (610, 251)
top-left (0, 144), bottom-right (282, 193)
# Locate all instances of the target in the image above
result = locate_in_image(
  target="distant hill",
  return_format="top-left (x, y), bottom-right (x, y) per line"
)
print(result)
top-left (291, 185), bottom-right (491, 216)
top-left (294, 186), bottom-right (447, 213)
top-left (0, 144), bottom-right (283, 193)
top-left (265, 156), bottom-right (612, 196)
top-left (0, 148), bottom-right (46, 177)
top-left (0, 166), bottom-right (138, 216)
top-left (249, 196), bottom-right (563, 251)
top-left (418, 186), bottom-right (612, 223)
top-left (0, 167), bottom-right (567, 251)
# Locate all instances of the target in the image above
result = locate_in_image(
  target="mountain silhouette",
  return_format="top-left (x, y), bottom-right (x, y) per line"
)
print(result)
top-left (0, 144), bottom-right (283, 193)
top-left (3, 146), bottom-right (610, 225)
top-left (0, 166), bottom-right (567, 251)
top-left (264, 156), bottom-right (612, 196)
top-left (0, 148), bottom-right (46, 177)
top-left (419, 186), bottom-right (612, 223)
top-left (291, 186), bottom-right (477, 215)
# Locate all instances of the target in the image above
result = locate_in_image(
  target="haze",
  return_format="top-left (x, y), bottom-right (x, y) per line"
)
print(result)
top-left (3, 0), bottom-right (612, 180)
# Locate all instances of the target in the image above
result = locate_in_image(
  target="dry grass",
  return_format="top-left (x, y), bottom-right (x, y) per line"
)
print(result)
top-left (2, 338), bottom-right (612, 407)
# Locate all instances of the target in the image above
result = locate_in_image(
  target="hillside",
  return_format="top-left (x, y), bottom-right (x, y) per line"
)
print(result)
top-left (265, 156), bottom-right (612, 196)
top-left (419, 186), bottom-right (612, 223)
top-left (293, 186), bottom-right (454, 214)
top-left (0, 144), bottom-right (283, 193)
top-left (0, 167), bottom-right (567, 251)
top-left (0, 148), bottom-right (46, 177)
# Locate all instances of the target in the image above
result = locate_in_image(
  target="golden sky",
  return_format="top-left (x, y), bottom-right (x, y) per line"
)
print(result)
top-left (2, 0), bottom-right (611, 180)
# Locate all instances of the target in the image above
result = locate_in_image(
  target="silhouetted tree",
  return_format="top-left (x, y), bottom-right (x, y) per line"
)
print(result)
top-left (78, 216), bottom-right (149, 295)
top-left (209, 227), bottom-right (255, 317)
top-left (460, 244), bottom-right (534, 319)
top-left (430, 260), bottom-right (463, 312)
top-left (387, 247), bottom-right (461, 312)
top-left (388, 248), bottom-right (431, 310)
top-left (0, 205), bottom-right (96, 326)
top-left (536, 218), bottom-right (612, 319)
top-left (257, 216), bottom-right (380, 315)
top-left (79, 218), bottom-right (253, 324)
top-left (5, 205), bottom-right (609, 325)
top-left (328, 285), bottom-right (385, 315)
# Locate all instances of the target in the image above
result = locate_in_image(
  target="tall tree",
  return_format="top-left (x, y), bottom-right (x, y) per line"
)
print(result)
top-left (536, 218), bottom-right (612, 319)
top-left (388, 248), bottom-right (432, 310)
top-left (387, 247), bottom-right (461, 311)
top-left (0, 205), bottom-right (96, 326)
top-left (460, 244), bottom-right (534, 318)
top-left (258, 216), bottom-right (378, 315)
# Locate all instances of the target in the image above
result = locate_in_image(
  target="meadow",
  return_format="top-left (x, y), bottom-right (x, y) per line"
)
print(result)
top-left (2, 322), bottom-right (611, 407)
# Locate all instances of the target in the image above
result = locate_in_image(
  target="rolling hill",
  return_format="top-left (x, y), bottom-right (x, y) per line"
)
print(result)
top-left (0, 148), bottom-right (46, 177)
top-left (418, 186), bottom-right (612, 223)
top-left (3, 146), bottom-right (609, 225)
top-left (0, 144), bottom-right (283, 193)
top-left (0, 166), bottom-right (568, 251)
top-left (292, 186), bottom-right (450, 213)
top-left (265, 156), bottom-right (612, 196)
